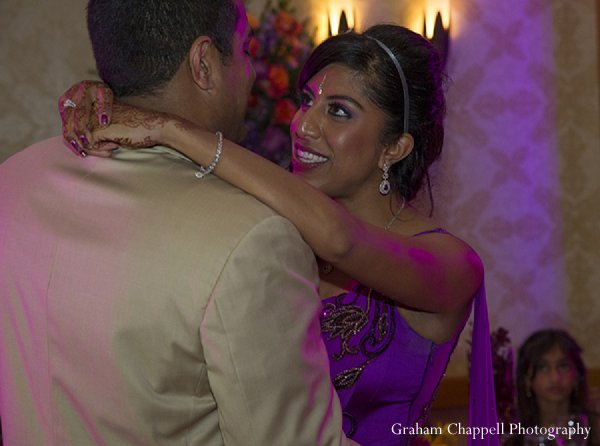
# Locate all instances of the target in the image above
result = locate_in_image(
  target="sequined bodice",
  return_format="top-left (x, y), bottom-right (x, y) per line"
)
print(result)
top-left (320, 285), bottom-right (465, 446)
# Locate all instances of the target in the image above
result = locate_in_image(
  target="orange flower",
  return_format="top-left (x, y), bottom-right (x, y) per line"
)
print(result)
top-left (284, 36), bottom-right (306, 68)
top-left (247, 12), bottom-right (260, 31)
top-left (274, 99), bottom-right (297, 124)
top-left (266, 64), bottom-right (289, 98)
top-left (274, 10), bottom-right (301, 36)
top-left (248, 36), bottom-right (261, 58)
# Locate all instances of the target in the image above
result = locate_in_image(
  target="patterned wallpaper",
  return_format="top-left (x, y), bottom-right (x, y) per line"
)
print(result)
top-left (1, 1), bottom-right (599, 376)
top-left (349, 0), bottom-right (600, 375)
top-left (431, 0), bottom-right (600, 375)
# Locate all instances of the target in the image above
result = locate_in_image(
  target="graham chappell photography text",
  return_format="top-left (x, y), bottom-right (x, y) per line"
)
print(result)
top-left (390, 422), bottom-right (592, 441)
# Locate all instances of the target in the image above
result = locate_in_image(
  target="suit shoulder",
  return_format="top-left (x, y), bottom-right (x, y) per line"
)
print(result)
top-left (1, 136), bottom-right (65, 168)
top-left (181, 176), bottom-right (282, 229)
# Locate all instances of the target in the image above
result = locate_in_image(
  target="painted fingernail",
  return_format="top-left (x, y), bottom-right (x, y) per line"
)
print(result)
top-left (79, 135), bottom-right (89, 147)
top-left (100, 113), bottom-right (109, 125)
top-left (79, 150), bottom-right (87, 158)
top-left (69, 139), bottom-right (81, 155)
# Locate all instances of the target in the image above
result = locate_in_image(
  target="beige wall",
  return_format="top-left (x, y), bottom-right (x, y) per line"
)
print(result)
top-left (0, 1), bottom-right (96, 163)
top-left (553, 0), bottom-right (600, 368)
top-left (1, 1), bottom-right (599, 376)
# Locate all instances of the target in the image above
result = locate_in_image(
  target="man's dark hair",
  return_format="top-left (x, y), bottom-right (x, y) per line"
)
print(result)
top-left (87, 0), bottom-right (238, 97)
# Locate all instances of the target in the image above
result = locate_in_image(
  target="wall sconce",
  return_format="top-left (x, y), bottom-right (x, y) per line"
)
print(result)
top-left (328, 3), bottom-right (355, 36)
top-left (424, 0), bottom-right (450, 67)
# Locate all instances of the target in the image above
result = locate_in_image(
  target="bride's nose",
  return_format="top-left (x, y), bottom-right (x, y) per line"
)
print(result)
top-left (296, 110), bottom-right (320, 139)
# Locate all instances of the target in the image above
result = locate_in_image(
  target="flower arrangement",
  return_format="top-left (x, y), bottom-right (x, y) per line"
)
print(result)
top-left (243, 0), bottom-right (316, 168)
top-left (466, 325), bottom-right (516, 424)
top-left (490, 327), bottom-right (516, 424)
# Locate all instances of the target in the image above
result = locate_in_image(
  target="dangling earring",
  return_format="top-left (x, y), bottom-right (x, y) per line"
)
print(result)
top-left (379, 162), bottom-right (391, 195)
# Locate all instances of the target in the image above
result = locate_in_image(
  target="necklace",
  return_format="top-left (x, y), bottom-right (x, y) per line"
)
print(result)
top-left (319, 197), bottom-right (406, 275)
top-left (384, 197), bottom-right (406, 230)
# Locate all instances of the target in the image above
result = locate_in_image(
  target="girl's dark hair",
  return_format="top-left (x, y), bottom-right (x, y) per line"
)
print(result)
top-left (299, 24), bottom-right (447, 203)
top-left (516, 329), bottom-right (588, 428)
top-left (87, 0), bottom-right (237, 98)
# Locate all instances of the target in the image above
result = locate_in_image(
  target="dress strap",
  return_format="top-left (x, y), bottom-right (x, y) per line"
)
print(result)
top-left (412, 228), bottom-right (449, 237)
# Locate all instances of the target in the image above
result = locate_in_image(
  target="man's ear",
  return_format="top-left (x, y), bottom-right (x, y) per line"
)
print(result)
top-left (378, 133), bottom-right (414, 169)
top-left (189, 36), bottom-right (215, 90)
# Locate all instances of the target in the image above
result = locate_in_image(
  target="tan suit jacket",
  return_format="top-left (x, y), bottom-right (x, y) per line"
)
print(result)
top-left (0, 137), bottom-right (357, 445)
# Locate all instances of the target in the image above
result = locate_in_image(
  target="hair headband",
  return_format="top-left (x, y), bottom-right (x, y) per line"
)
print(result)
top-left (365, 35), bottom-right (410, 134)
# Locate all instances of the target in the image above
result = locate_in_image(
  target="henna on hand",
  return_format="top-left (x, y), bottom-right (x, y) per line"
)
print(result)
top-left (59, 81), bottom-right (193, 155)
top-left (59, 80), bottom-right (113, 155)
top-left (92, 103), bottom-right (185, 150)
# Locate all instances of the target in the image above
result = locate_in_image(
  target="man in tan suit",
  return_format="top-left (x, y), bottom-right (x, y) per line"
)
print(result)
top-left (0, 1), bottom-right (356, 444)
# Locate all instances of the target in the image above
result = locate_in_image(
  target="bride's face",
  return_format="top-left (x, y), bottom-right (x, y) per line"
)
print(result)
top-left (290, 63), bottom-right (388, 201)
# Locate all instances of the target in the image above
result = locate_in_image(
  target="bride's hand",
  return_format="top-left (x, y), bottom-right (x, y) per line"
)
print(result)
top-left (59, 80), bottom-right (116, 157)
top-left (92, 102), bottom-right (183, 152)
top-left (58, 80), bottom-right (186, 156)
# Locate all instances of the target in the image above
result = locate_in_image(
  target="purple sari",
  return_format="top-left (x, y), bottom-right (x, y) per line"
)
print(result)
top-left (320, 230), bottom-right (499, 446)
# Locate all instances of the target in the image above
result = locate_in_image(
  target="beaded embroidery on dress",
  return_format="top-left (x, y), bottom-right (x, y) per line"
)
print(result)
top-left (321, 287), bottom-right (396, 390)
top-left (318, 229), bottom-right (489, 446)
top-left (320, 283), bottom-right (466, 445)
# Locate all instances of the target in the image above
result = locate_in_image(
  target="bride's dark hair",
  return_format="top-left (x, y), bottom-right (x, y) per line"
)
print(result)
top-left (299, 24), bottom-right (447, 205)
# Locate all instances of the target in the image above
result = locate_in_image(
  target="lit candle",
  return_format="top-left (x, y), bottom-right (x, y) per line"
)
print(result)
top-left (424, 0), bottom-right (450, 39)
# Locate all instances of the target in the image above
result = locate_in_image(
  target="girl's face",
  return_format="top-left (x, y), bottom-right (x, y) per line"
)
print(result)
top-left (290, 63), bottom-right (389, 203)
top-left (529, 345), bottom-right (578, 406)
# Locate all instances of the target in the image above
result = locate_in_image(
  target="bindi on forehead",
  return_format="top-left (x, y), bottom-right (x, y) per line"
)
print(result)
top-left (309, 64), bottom-right (365, 95)
top-left (318, 74), bottom-right (327, 96)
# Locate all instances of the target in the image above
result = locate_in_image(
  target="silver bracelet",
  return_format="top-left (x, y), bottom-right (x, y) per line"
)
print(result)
top-left (195, 131), bottom-right (223, 179)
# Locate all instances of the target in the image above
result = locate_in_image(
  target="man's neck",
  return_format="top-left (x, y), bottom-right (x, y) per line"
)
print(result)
top-left (118, 82), bottom-right (212, 132)
top-left (120, 94), bottom-right (180, 120)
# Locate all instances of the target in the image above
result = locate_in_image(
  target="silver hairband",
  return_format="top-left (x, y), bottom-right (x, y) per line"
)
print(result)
top-left (365, 36), bottom-right (410, 134)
